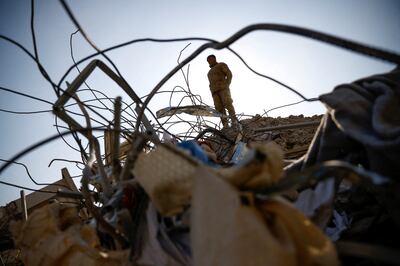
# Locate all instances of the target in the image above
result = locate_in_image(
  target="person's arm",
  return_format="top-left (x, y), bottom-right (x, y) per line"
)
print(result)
top-left (221, 63), bottom-right (232, 84)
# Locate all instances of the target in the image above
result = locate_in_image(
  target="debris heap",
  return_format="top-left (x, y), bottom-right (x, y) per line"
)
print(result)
top-left (2, 67), bottom-right (400, 266)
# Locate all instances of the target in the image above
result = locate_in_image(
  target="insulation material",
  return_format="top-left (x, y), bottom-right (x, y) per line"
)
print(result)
top-left (134, 142), bottom-right (284, 216)
top-left (133, 145), bottom-right (197, 216)
top-left (191, 167), bottom-right (339, 266)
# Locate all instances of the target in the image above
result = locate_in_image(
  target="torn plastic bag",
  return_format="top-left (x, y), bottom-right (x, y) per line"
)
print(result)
top-left (292, 177), bottom-right (337, 230)
top-left (325, 210), bottom-right (352, 241)
top-left (177, 141), bottom-right (215, 166)
top-left (191, 167), bottom-right (339, 266)
top-left (229, 141), bottom-right (248, 164)
top-left (10, 203), bottom-right (129, 266)
top-left (135, 203), bottom-right (191, 266)
top-left (216, 142), bottom-right (283, 189)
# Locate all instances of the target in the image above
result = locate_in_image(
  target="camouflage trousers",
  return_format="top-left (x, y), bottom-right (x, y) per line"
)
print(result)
top-left (211, 88), bottom-right (237, 127)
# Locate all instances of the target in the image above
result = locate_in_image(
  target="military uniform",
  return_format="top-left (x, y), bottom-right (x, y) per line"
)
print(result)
top-left (207, 62), bottom-right (237, 127)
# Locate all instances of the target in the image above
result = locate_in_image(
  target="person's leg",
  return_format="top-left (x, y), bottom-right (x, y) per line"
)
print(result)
top-left (221, 89), bottom-right (237, 125)
top-left (212, 92), bottom-right (228, 127)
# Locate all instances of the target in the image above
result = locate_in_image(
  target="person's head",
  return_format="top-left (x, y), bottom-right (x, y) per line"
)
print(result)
top-left (207, 54), bottom-right (217, 66)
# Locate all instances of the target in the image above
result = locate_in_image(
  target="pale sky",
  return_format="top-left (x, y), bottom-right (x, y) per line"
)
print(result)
top-left (0, 0), bottom-right (399, 205)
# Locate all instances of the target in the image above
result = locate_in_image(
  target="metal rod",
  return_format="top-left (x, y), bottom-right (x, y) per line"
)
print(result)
top-left (53, 60), bottom-right (159, 143)
top-left (112, 96), bottom-right (122, 179)
top-left (56, 189), bottom-right (83, 199)
top-left (81, 169), bottom-right (128, 247)
top-left (20, 190), bottom-right (28, 221)
top-left (119, 133), bottom-right (148, 181)
top-left (254, 120), bottom-right (320, 133)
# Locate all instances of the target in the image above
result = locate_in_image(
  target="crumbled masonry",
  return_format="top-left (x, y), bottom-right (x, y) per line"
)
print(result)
top-left (1, 66), bottom-right (400, 266)
top-left (206, 114), bottom-right (322, 162)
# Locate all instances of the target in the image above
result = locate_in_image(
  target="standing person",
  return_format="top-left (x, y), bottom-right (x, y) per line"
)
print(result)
top-left (207, 54), bottom-right (237, 127)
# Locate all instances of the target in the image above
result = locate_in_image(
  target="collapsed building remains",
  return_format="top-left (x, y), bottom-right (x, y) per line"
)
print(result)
top-left (1, 7), bottom-right (400, 265)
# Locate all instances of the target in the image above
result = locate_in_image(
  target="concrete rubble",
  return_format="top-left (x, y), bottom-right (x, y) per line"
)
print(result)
top-left (1, 60), bottom-right (400, 266)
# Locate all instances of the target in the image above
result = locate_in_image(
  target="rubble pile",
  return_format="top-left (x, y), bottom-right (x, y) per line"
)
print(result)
top-left (206, 114), bottom-right (322, 162)
top-left (2, 68), bottom-right (400, 266)
top-left (0, 202), bottom-right (20, 265)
